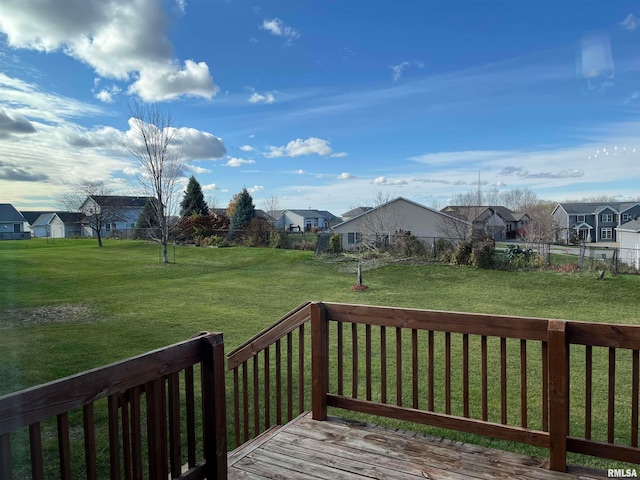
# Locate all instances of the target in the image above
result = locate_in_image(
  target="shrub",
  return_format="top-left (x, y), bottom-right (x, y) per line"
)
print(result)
top-left (269, 230), bottom-right (290, 249)
top-left (176, 213), bottom-right (229, 244)
top-left (297, 240), bottom-right (317, 251)
top-left (434, 238), bottom-right (454, 262)
top-left (243, 217), bottom-right (273, 247)
top-left (393, 234), bottom-right (428, 258)
top-left (451, 240), bottom-right (473, 266)
top-left (470, 238), bottom-right (495, 268)
top-left (329, 234), bottom-right (341, 253)
top-left (498, 244), bottom-right (538, 271)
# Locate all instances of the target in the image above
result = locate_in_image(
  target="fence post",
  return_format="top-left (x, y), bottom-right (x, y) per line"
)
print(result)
top-left (201, 333), bottom-right (228, 480)
top-left (311, 302), bottom-right (328, 420)
top-left (548, 320), bottom-right (568, 472)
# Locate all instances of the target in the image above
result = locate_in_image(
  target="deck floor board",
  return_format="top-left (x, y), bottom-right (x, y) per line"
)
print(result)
top-left (228, 413), bottom-right (608, 480)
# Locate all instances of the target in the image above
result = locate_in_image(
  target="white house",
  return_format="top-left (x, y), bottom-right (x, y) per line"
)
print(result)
top-left (31, 212), bottom-right (84, 238)
top-left (332, 197), bottom-right (470, 251)
top-left (275, 209), bottom-right (340, 232)
top-left (616, 220), bottom-right (640, 269)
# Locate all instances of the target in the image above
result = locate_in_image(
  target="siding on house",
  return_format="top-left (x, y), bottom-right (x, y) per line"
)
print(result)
top-left (552, 202), bottom-right (640, 244)
top-left (616, 220), bottom-right (640, 268)
top-left (0, 204), bottom-right (29, 240)
top-left (332, 197), bottom-right (469, 251)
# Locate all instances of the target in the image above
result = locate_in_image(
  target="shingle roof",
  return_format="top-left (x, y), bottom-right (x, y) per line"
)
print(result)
top-left (90, 196), bottom-right (154, 208)
top-left (557, 202), bottom-right (640, 214)
top-left (617, 219), bottom-right (640, 233)
top-left (342, 207), bottom-right (373, 217)
top-left (0, 204), bottom-right (27, 222)
top-left (20, 210), bottom-right (55, 225)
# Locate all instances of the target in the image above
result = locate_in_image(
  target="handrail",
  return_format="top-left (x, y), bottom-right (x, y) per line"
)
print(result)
top-left (0, 333), bottom-right (227, 480)
top-left (227, 301), bottom-right (312, 369)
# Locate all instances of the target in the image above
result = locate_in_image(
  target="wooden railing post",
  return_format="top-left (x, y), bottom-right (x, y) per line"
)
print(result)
top-left (201, 333), bottom-right (228, 480)
top-left (548, 320), bottom-right (568, 472)
top-left (311, 302), bottom-right (328, 420)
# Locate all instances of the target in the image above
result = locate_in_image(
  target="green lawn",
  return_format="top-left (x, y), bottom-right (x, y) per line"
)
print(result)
top-left (1, 239), bottom-right (639, 471)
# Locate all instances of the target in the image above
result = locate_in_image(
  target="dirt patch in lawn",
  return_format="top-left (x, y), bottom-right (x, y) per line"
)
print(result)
top-left (0, 304), bottom-right (95, 329)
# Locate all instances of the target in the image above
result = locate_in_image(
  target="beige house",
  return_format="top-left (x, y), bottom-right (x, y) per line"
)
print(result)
top-left (331, 197), bottom-right (469, 251)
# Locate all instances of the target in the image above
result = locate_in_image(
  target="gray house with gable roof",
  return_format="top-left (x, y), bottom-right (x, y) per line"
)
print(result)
top-left (0, 204), bottom-right (29, 240)
top-left (274, 209), bottom-right (341, 232)
top-left (552, 202), bottom-right (640, 243)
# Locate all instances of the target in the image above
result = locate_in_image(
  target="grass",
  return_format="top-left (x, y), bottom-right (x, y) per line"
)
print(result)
top-left (1, 239), bottom-right (639, 472)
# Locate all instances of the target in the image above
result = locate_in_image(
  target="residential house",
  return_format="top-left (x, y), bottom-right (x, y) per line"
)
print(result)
top-left (616, 220), bottom-right (640, 268)
top-left (275, 209), bottom-right (341, 232)
top-left (80, 195), bottom-right (154, 238)
top-left (332, 197), bottom-right (470, 251)
top-left (552, 202), bottom-right (640, 244)
top-left (440, 205), bottom-right (529, 240)
top-left (210, 208), bottom-right (273, 223)
top-left (21, 211), bottom-right (84, 238)
top-left (0, 204), bottom-right (29, 240)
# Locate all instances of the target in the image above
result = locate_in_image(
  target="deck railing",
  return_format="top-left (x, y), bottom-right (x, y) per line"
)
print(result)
top-left (0, 332), bottom-right (227, 480)
top-left (307, 302), bottom-right (639, 472)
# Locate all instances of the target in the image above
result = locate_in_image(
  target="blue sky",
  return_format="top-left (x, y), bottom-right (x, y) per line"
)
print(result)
top-left (1, 1), bottom-right (639, 215)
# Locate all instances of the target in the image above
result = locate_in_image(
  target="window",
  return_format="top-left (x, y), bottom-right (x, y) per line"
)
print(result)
top-left (347, 232), bottom-right (355, 244)
top-left (601, 213), bottom-right (613, 222)
top-left (622, 214), bottom-right (630, 222)
top-left (601, 228), bottom-right (612, 240)
top-left (576, 215), bottom-right (585, 222)
top-left (13, 223), bottom-right (21, 233)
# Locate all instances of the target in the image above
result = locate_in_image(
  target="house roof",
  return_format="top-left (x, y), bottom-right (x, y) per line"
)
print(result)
top-left (88, 196), bottom-right (154, 208)
top-left (616, 219), bottom-right (640, 233)
top-left (20, 210), bottom-right (55, 225)
top-left (553, 202), bottom-right (640, 215)
top-left (33, 213), bottom-right (57, 227)
top-left (280, 209), bottom-right (340, 221)
top-left (57, 212), bottom-right (85, 223)
top-left (334, 197), bottom-right (470, 229)
top-left (0, 204), bottom-right (27, 223)
top-left (441, 205), bottom-right (524, 223)
top-left (342, 206), bottom-right (373, 218)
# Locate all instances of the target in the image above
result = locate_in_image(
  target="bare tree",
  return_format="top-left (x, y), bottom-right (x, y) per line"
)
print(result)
top-left (125, 101), bottom-right (184, 263)
top-left (359, 191), bottom-right (398, 249)
top-left (263, 196), bottom-right (281, 225)
top-left (57, 180), bottom-right (114, 247)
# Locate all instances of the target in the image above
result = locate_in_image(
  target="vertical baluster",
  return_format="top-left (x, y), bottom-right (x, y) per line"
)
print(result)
top-left (608, 347), bottom-right (616, 443)
top-left (337, 322), bottom-right (344, 396)
top-left (396, 327), bottom-right (402, 406)
top-left (253, 355), bottom-right (260, 436)
top-left (520, 339), bottom-right (527, 428)
top-left (542, 341), bottom-right (548, 432)
top-left (232, 367), bottom-right (240, 450)
top-left (381, 326), bottom-right (387, 404)
top-left (146, 378), bottom-right (168, 479)
top-left (185, 367), bottom-right (197, 468)
top-left (168, 373), bottom-right (181, 478)
top-left (57, 412), bottom-right (72, 480)
top-left (412, 329), bottom-right (419, 409)
top-left (462, 334), bottom-right (469, 418)
top-left (299, 324), bottom-right (305, 414)
top-left (264, 347), bottom-right (271, 429)
top-left (481, 336), bottom-right (488, 421)
top-left (83, 403), bottom-right (98, 480)
top-left (500, 337), bottom-right (507, 425)
top-left (108, 394), bottom-right (122, 480)
top-left (276, 339), bottom-right (282, 425)
top-left (428, 330), bottom-right (434, 412)
top-left (119, 394), bottom-right (132, 480)
top-left (445, 332), bottom-right (451, 414)
top-left (129, 387), bottom-right (142, 480)
top-left (29, 422), bottom-right (44, 480)
top-left (366, 324), bottom-right (372, 401)
top-left (287, 332), bottom-right (293, 421)
top-left (0, 433), bottom-right (11, 480)
top-left (631, 349), bottom-right (639, 447)
top-left (585, 346), bottom-right (592, 439)
top-left (352, 323), bottom-right (359, 399)
top-left (242, 362), bottom-right (249, 442)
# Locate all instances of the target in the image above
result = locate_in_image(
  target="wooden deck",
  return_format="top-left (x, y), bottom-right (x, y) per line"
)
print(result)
top-left (228, 413), bottom-right (608, 480)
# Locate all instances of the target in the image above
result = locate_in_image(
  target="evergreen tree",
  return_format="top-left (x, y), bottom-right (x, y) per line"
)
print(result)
top-left (180, 176), bottom-right (209, 217)
top-left (228, 188), bottom-right (256, 240)
top-left (136, 198), bottom-right (161, 239)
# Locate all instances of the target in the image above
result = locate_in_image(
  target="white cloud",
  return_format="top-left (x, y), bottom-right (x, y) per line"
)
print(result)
top-left (372, 176), bottom-right (407, 185)
top-left (0, 107), bottom-right (36, 136)
top-left (389, 60), bottom-right (424, 81)
top-left (202, 183), bottom-right (218, 191)
top-left (330, 152), bottom-right (348, 158)
top-left (239, 145), bottom-right (255, 152)
top-left (226, 157), bottom-right (256, 167)
top-left (261, 18), bottom-right (300, 45)
top-left (265, 137), bottom-right (334, 158)
top-left (337, 172), bottom-right (354, 180)
top-left (186, 165), bottom-right (211, 174)
top-left (248, 91), bottom-right (276, 104)
top-left (94, 84), bottom-right (121, 103)
top-left (619, 13), bottom-right (640, 31)
top-left (248, 185), bottom-right (264, 194)
top-left (162, 125), bottom-right (227, 161)
top-left (295, 169), bottom-right (306, 174)
top-left (0, 0), bottom-right (218, 101)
